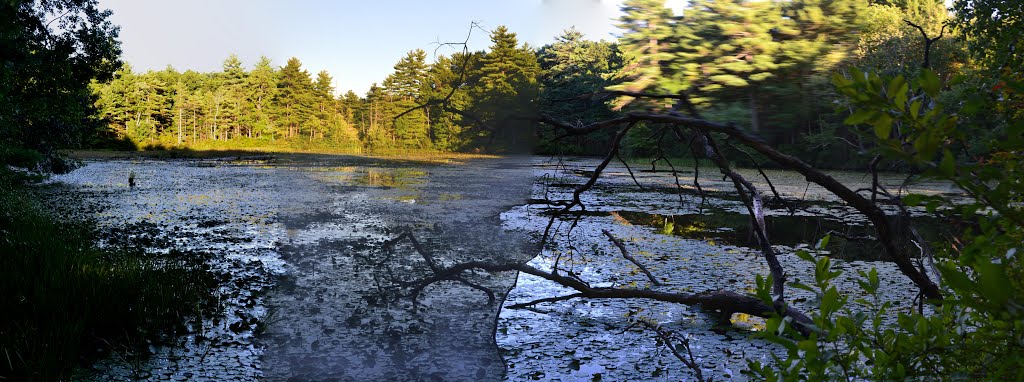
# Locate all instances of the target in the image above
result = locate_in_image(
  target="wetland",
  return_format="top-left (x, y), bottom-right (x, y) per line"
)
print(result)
top-left (41, 154), bottom-right (957, 381)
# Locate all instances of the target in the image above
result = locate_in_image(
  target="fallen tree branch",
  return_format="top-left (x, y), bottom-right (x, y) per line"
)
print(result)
top-left (402, 258), bottom-right (814, 336)
top-left (506, 293), bottom-right (585, 309)
top-left (602, 229), bottom-right (663, 286)
top-left (635, 319), bottom-right (708, 382)
top-left (383, 230), bottom-right (497, 305)
top-left (539, 111), bottom-right (941, 300)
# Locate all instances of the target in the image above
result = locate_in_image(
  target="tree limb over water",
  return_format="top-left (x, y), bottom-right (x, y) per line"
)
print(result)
top-left (385, 235), bottom-right (815, 336)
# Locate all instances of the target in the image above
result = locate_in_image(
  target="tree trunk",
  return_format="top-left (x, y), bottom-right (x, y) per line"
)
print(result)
top-left (749, 91), bottom-right (760, 133)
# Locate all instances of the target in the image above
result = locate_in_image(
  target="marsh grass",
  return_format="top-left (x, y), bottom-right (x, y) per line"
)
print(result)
top-left (0, 172), bottom-right (216, 381)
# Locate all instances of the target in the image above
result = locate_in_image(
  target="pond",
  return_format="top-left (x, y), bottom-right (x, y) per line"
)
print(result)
top-left (42, 154), bottom-right (955, 381)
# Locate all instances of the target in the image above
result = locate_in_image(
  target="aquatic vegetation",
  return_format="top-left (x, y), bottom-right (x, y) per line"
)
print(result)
top-left (0, 174), bottom-right (216, 381)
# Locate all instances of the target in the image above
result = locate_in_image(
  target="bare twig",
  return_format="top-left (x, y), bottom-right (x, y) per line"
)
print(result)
top-left (903, 20), bottom-right (946, 69)
top-left (539, 111), bottom-right (941, 299)
top-left (507, 293), bottom-right (586, 309)
top-left (383, 230), bottom-right (497, 305)
top-left (636, 320), bottom-right (708, 382)
top-left (405, 259), bottom-right (814, 335)
top-left (602, 229), bottom-right (663, 286)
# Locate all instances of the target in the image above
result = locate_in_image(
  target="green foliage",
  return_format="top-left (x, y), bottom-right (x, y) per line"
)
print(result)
top-left (747, 65), bottom-right (1024, 381)
top-left (536, 28), bottom-right (624, 154)
top-left (467, 26), bottom-right (542, 151)
top-left (86, 25), bottom-right (550, 154)
top-left (0, 175), bottom-right (216, 381)
top-left (0, 0), bottom-right (121, 168)
top-left (384, 50), bottom-right (431, 148)
top-left (951, 0), bottom-right (1024, 72)
top-left (610, 0), bottom-right (868, 153)
top-left (854, 1), bottom-right (965, 78)
top-left (611, 0), bottom-right (678, 101)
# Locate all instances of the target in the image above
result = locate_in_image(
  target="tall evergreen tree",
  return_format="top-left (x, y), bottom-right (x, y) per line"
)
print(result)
top-left (246, 56), bottom-right (277, 139)
top-left (537, 28), bottom-right (625, 154)
top-left (609, 0), bottom-right (679, 109)
top-left (311, 70), bottom-right (335, 140)
top-left (275, 57), bottom-right (315, 138)
top-left (218, 54), bottom-right (247, 139)
top-left (384, 49), bottom-right (428, 100)
top-left (470, 25), bottom-right (540, 150)
top-left (384, 50), bottom-right (430, 147)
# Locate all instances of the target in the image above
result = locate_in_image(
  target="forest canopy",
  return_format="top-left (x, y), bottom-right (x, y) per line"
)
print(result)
top-left (0, 0), bottom-right (121, 169)
top-left (80, 0), bottom-right (995, 171)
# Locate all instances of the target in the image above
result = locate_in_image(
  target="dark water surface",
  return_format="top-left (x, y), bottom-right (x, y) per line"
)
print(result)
top-left (47, 154), bottom-right (535, 381)
top-left (44, 155), bottom-right (954, 381)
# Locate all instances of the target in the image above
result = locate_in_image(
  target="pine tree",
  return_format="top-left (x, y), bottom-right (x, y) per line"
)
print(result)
top-left (383, 49), bottom-right (428, 101)
top-left (471, 25), bottom-right (540, 150)
top-left (610, 0), bottom-right (679, 109)
top-left (424, 53), bottom-right (474, 150)
top-left (362, 82), bottom-right (393, 149)
top-left (311, 70), bottom-right (335, 140)
top-left (246, 56), bottom-right (277, 139)
top-left (275, 57), bottom-right (315, 139)
top-left (219, 54), bottom-right (247, 139)
top-left (538, 28), bottom-right (625, 154)
top-left (679, 0), bottom-right (787, 131)
top-left (384, 50), bottom-right (430, 148)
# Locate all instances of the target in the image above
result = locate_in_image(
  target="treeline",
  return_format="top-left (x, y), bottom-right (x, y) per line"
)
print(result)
top-left (92, 26), bottom-right (571, 153)
top-left (90, 0), bottom-right (970, 165)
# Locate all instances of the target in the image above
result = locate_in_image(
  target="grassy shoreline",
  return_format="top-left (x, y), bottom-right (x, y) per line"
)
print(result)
top-left (63, 147), bottom-right (503, 164)
top-left (0, 171), bottom-right (216, 381)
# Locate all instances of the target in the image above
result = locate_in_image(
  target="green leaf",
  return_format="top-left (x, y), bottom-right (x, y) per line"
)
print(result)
top-left (961, 96), bottom-right (985, 115)
top-left (820, 288), bottom-right (845, 316)
top-left (873, 114), bottom-right (893, 139)
top-left (832, 72), bottom-right (852, 89)
top-left (856, 268), bottom-right (880, 294)
top-left (902, 193), bottom-right (925, 206)
top-left (889, 76), bottom-right (909, 109)
top-left (816, 234), bottom-right (831, 250)
top-left (789, 282), bottom-right (816, 292)
top-left (887, 75), bottom-right (906, 99)
top-left (976, 261), bottom-right (1011, 306)
top-left (756, 274), bottom-right (774, 304)
top-left (909, 100), bottom-right (923, 118)
top-left (939, 149), bottom-right (956, 176)
top-left (844, 109), bottom-right (875, 126)
top-left (796, 249), bottom-right (815, 262)
top-left (920, 69), bottom-right (941, 97)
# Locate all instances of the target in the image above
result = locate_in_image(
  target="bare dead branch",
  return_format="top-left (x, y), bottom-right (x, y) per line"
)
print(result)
top-left (904, 20), bottom-right (946, 69)
top-left (383, 230), bottom-right (497, 305)
top-left (506, 293), bottom-right (586, 309)
top-left (602, 229), bottom-right (663, 286)
top-left (725, 139), bottom-right (796, 214)
top-left (636, 320), bottom-right (708, 382)
top-left (539, 111), bottom-right (942, 299)
top-left (616, 152), bottom-right (645, 190)
top-left (405, 259), bottom-right (814, 336)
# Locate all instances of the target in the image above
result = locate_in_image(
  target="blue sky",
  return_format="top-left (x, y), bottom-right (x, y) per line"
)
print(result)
top-left (98, 0), bottom-right (625, 96)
